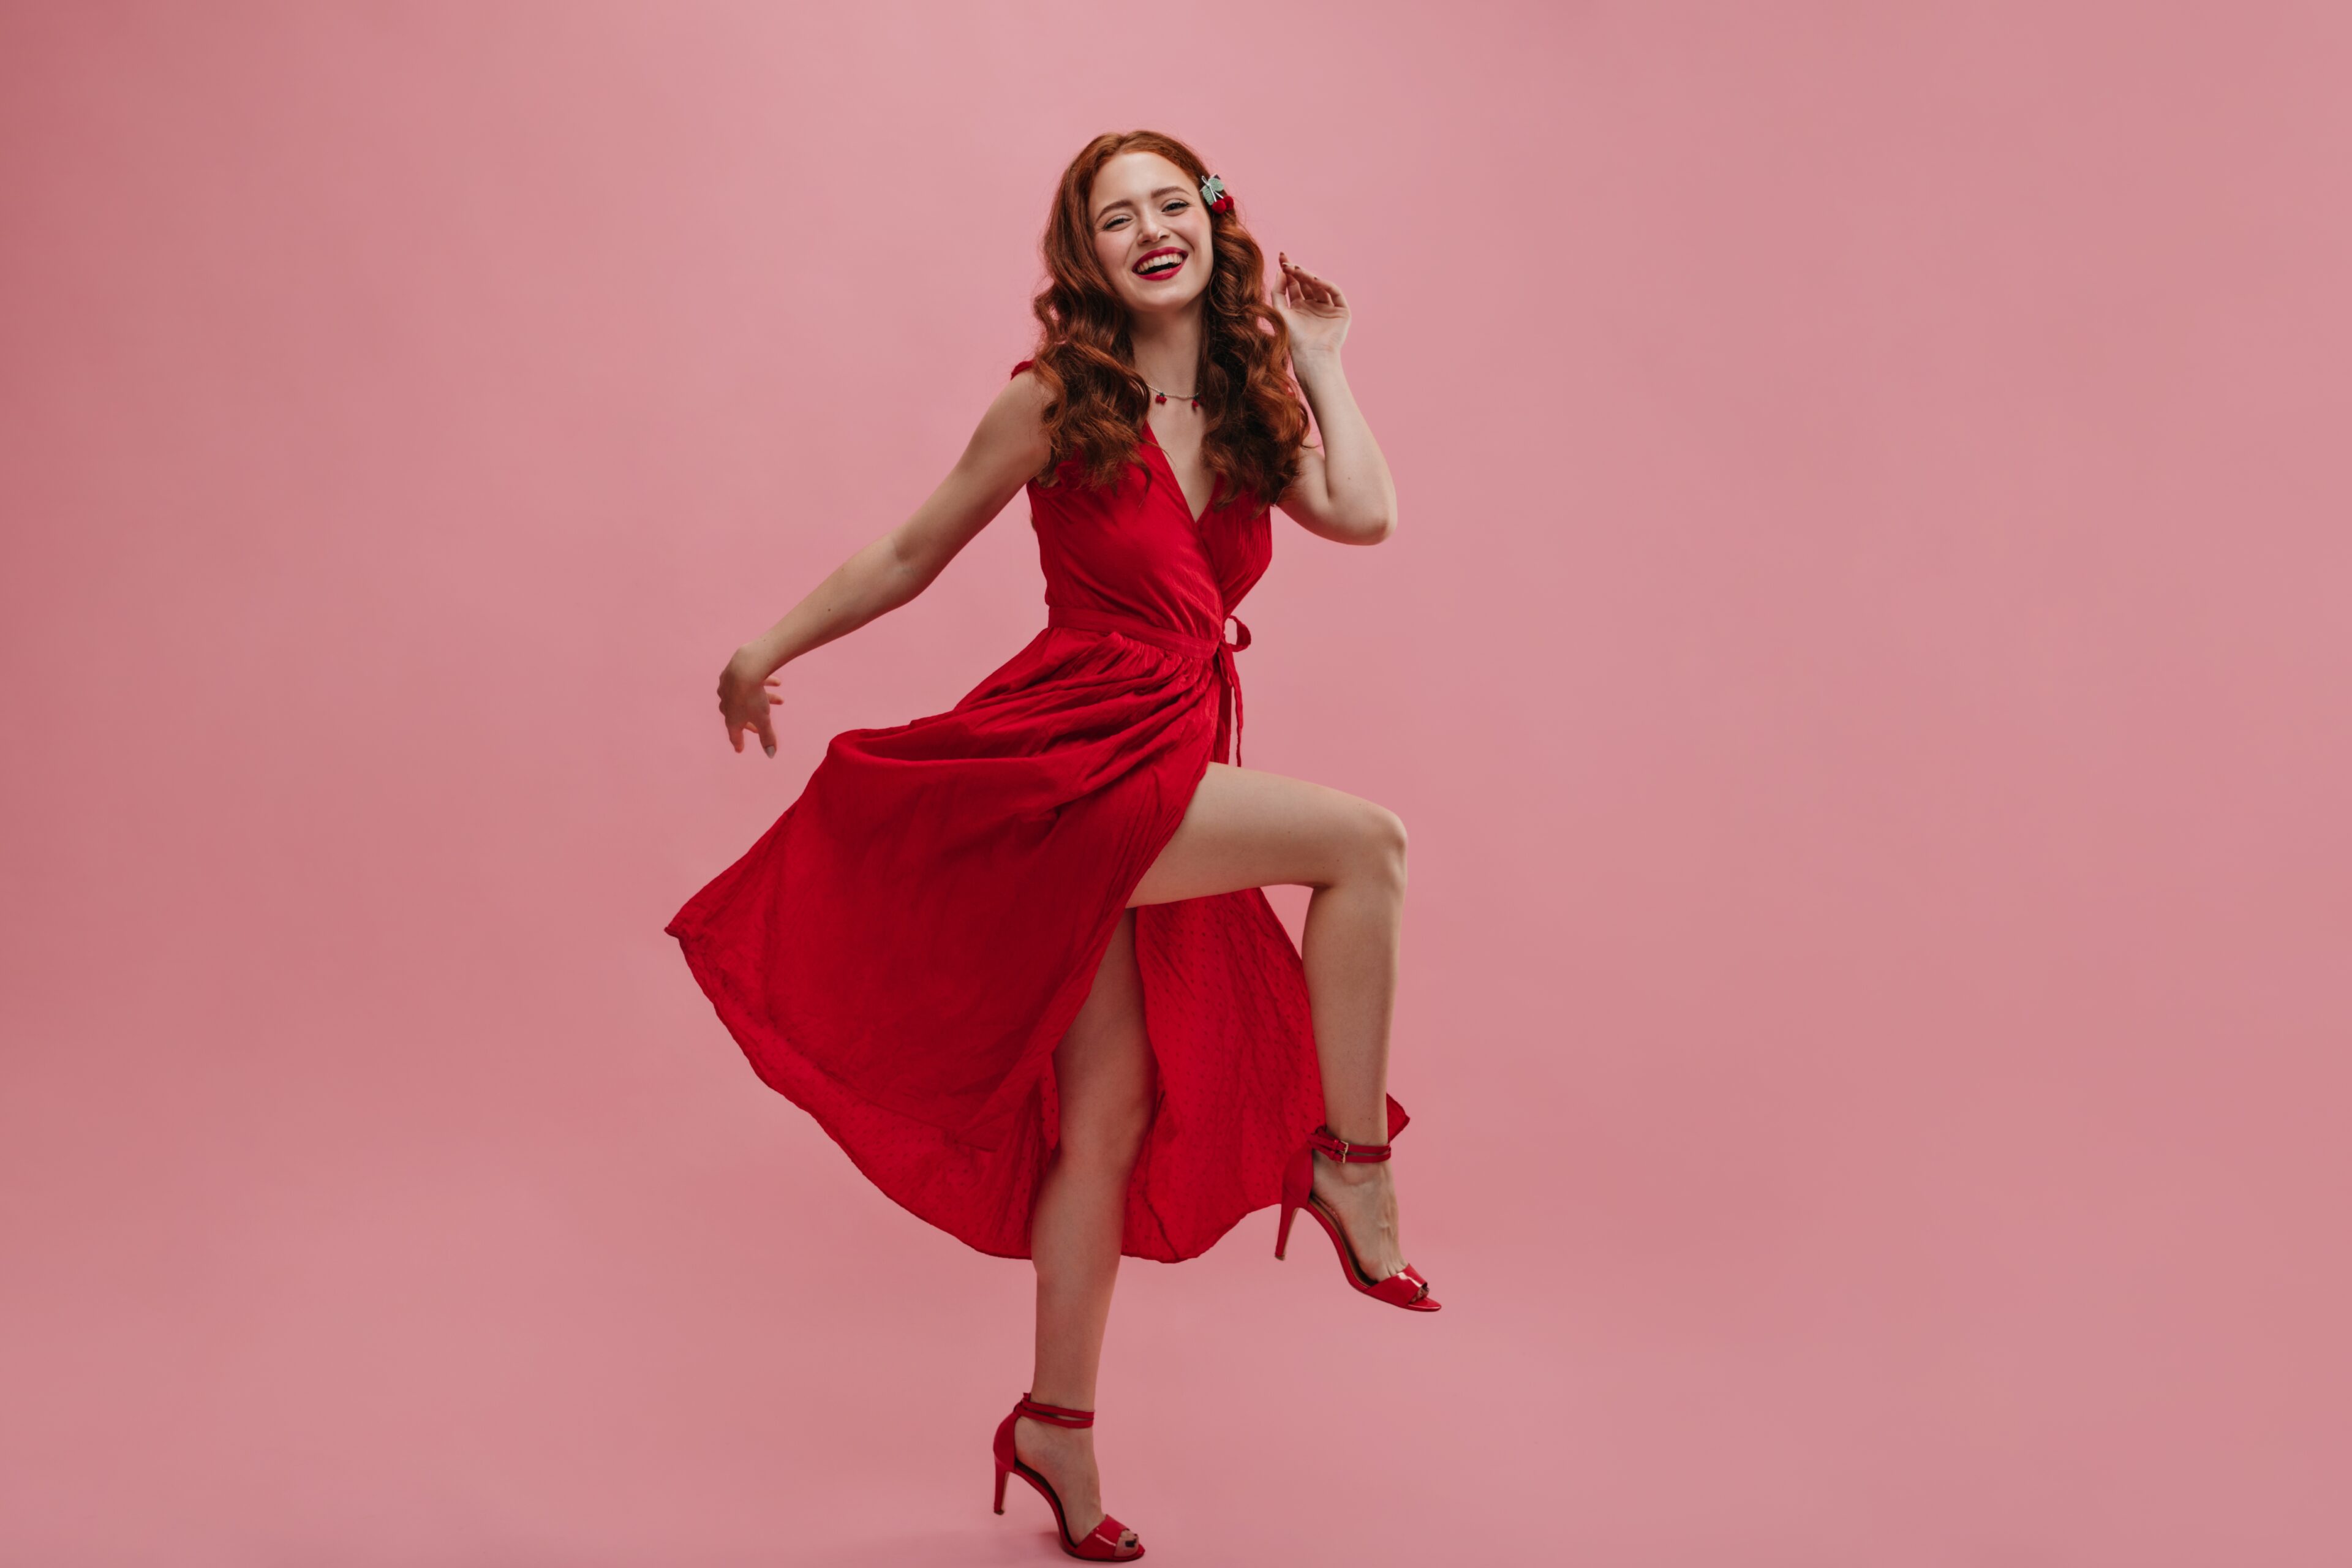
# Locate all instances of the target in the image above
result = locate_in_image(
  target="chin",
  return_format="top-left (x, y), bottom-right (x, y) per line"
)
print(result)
top-left (1126, 281), bottom-right (1210, 316)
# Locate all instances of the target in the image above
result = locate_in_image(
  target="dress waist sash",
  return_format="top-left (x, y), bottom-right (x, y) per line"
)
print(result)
top-left (1045, 603), bottom-right (1254, 768)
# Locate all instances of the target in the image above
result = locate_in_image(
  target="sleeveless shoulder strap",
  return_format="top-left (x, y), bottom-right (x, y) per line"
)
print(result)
top-left (1009, 357), bottom-right (1035, 378)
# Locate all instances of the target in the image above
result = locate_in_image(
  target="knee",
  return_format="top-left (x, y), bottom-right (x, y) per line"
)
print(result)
top-left (1344, 804), bottom-right (1408, 894)
top-left (1058, 1088), bottom-right (1154, 1172)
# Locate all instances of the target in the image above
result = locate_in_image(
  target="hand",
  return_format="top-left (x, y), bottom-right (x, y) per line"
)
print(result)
top-left (1275, 252), bottom-right (1350, 361)
top-left (717, 651), bottom-right (782, 757)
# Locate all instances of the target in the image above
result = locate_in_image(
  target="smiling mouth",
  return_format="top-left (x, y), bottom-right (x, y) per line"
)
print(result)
top-left (1133, 247), bottom-right (1187, 279)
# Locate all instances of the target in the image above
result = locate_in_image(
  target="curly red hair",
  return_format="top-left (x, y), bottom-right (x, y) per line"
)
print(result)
top-left (1024, 130), bottom-right (1311, 516)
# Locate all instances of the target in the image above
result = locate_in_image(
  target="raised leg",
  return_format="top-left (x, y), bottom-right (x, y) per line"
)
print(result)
top-left (1126, 761), bottom-right (1414, 1281)
top-left (1021, 906), bottom-right (1150, 1554)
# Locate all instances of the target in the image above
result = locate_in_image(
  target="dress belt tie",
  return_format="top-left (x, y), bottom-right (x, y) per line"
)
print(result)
top-left (1045, 603), bottom-right (1253, 768)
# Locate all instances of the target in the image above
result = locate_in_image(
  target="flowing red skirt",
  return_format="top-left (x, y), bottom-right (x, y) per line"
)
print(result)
top-left (665, 363), bottom-right (1395, 1262)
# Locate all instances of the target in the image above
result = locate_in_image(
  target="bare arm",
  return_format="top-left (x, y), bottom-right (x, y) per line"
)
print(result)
top-left (1270, 255), bottom-right (1398, 545)
top-left (715, 369), bottom-right (1052, 756)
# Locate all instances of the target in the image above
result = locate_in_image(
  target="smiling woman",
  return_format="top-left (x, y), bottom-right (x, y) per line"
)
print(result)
top-left (664, 127), bottom-right (1414, 1563)
top-left (1022, 132), bottom-right (1311, 514)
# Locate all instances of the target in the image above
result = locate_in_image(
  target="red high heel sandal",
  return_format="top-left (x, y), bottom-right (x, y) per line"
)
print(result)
top-left (1274, 1095), bottom-right (1441, 1311)
top-left (991, 1394), bottom-right (1144, 1561)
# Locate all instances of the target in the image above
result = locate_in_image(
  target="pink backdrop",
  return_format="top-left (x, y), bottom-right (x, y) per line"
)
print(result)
top-left (4, 4), bottom-right (2346, 1562)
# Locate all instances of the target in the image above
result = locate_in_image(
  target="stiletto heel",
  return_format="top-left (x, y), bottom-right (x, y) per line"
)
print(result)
top-left (989, 1393), bottom-right (1144, 1561)
top-left (1273, 1093), bottom-right (1441, 1311)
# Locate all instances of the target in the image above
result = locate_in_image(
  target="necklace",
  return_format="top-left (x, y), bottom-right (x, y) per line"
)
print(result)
top-left (1144, 380), bottom-right (1201, 410)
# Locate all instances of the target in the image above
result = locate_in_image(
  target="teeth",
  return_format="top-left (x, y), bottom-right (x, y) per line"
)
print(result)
top-left (1137, 252), bottom-right (1183, 273)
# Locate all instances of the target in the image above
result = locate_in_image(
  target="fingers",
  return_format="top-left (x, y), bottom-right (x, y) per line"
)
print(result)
top-left (720, 673), bottom-right (784, 756)
top-left (725, 714), bottom-right (775, 756)
top-left (1276, 252), bottom-right (1341, 311)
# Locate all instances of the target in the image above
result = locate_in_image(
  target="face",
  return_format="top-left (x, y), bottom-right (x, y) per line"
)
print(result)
top-left (1087, 150), bottom-right (1215, 320)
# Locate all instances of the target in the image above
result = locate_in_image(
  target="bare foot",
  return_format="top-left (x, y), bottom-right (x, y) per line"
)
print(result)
top-left (1012, 1416), bottom-right (1139, 1554)
top-left (1309, 1149), bottom-right (1410, 1283)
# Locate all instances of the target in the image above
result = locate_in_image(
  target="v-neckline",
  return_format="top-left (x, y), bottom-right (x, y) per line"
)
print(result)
top-left (1140, 423), bottom-right (1212, 527)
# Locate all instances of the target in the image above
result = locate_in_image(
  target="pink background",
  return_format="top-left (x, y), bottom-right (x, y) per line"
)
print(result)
top-left (4, 3), bottom-right (2347, 1562)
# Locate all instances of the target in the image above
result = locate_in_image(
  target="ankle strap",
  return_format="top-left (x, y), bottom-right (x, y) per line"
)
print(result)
top-left (1016, 1394), bottom-right (1095, 1428)
top-left (1308, 1125), bottom-right (1392, 1163)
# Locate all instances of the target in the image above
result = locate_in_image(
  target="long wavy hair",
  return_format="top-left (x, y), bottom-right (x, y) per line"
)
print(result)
top-left (1025, 130), bottom-right (1311, 516)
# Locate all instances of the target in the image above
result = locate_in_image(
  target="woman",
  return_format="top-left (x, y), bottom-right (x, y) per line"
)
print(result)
top-left (665, 129), bottom-right (1432, 1562)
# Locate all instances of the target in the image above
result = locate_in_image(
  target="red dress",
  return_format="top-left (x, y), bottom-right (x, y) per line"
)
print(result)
top-left (665, 358), bottom-right (1400, 1262)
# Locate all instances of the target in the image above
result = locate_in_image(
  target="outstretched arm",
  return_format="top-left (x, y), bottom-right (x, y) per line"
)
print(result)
top-left (1272, 254), bottom-right (1398, 546)
top-left (715, 370), bottom-right (1052, 756)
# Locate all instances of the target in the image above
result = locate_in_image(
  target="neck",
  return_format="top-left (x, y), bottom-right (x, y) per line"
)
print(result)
top-left (1127, 301), bottom-right (1205, 394)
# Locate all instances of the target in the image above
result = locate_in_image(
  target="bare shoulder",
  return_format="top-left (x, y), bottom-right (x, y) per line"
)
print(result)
top-left (971, 365), bottom-right (1054, 484)
top-left (1005, 362), bottom-right (1051, 401)
top-left (959, 366), bottom-right (1052, 480)
top-left (885, 371), bottom-right (1055, 581)
top-left (991, 365), bottom-right (1053, 434)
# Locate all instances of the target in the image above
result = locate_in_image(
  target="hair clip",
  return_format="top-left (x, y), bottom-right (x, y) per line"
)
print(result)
top-left (1199, 173), bottom-right (1234, 215)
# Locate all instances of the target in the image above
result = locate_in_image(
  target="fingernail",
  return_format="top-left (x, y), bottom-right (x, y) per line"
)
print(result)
top-left (763, 741), bottom-right (775, 757)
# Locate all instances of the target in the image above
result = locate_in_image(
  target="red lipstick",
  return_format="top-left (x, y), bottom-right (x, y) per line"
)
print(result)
top-left (1132, 247), bottom-right (1186, 279)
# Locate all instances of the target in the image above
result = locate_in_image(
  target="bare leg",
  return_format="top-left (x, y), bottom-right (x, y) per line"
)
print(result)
top-left (1127, 761), bottom-right (1413, 1281)
top-left (1020, 907), bottom-right (1150, 1553)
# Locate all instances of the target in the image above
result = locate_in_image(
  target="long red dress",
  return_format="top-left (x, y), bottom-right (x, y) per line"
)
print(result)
top-left (665, 358), bottom-right (1403, 1262)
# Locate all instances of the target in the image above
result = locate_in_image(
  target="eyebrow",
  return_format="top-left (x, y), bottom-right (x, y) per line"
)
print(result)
top-left (1093, 185), bottom-right (1190, 220)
